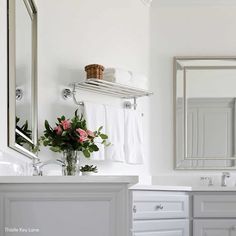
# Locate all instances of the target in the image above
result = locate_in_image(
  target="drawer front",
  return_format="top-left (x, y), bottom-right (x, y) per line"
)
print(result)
top-left (132, 219), bottom-right (189, 236)
top-left (194, 219), bottom-right (236, 236)
top-left (133, 191), bottom-right (189, 219)
top-left (194, 195), bottom-right (236, 217)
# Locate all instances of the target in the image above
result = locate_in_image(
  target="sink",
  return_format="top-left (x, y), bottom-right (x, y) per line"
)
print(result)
top-left (0, 161), bottom-right (24, 176)
top-left (0, 151), bottom-right (24, 176)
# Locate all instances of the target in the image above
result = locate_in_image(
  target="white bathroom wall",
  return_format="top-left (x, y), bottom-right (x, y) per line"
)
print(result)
top-left (150, 0), bottom-right (236, 178)
top-left (35, 0), bottom-right (151, 176)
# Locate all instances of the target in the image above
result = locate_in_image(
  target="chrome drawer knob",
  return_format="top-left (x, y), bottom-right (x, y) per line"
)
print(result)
top-left (133, 205), bottom-right (137, 213)
top-left (156, 205), bottom-right (164, 210)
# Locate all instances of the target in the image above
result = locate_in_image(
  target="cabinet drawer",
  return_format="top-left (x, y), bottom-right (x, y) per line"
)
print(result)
top-left (132, 219), bottom-right (189, 236)
top-left (133, 191), bottom-right (189, 219)
top-left (194, 219), bottom-right (236, 236)
top-left (194, 195), bottom-right (236, 217)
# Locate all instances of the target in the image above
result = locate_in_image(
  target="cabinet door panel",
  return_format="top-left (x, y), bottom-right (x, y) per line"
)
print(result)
top-left (133, 219), bottom-right (189, 236)
top-left (3, 189), bottom-right (122, 236)
top-left (194, 195), bottom-right (236, 218)
top-left (194, 219), bottom-right (236, 236)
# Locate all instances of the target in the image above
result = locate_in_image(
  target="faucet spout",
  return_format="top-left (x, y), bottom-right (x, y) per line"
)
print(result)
top-left (221, 172), bottom-right (230, 187)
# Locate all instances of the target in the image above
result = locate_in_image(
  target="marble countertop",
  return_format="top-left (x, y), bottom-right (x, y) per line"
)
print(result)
top-left (131, 184), bottom-right (236, 191)
top-left (0, 175), bottom-right (139, 184)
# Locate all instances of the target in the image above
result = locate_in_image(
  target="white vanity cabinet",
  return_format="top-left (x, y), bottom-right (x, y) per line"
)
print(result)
top-left (130, 190), bottom-right (190, 236)
top-left (0, 176), bottom-right (138, 236)
top-left (193, 193), bottom-right (236, 236)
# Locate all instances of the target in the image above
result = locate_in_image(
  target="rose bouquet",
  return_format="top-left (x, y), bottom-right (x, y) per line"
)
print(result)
top-left (40, 110), bottom-right (108, 175)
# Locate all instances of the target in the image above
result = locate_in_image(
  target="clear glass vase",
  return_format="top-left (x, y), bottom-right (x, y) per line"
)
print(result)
top-left (62, 150), bottom-right (79, 176)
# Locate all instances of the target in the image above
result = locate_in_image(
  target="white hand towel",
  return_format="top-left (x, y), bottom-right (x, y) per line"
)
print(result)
top-left (124, 110), bottom-right (144, 164)
top-left (105, 105), bottom-right (125, 162)
top-left (83, 102), bottom-right (106, 161)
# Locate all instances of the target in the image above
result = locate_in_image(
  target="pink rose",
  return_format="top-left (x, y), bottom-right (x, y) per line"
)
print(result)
top-left (76, 128), bottom-right (88, 143)
top-left (54, 125), bottom-right (62, 135)
top-left (61, 120), bottom-right (71, 130)
top-left (78, 137), bottom-right (88, 143)
top-left (86, 130), bottom-right (95, 138)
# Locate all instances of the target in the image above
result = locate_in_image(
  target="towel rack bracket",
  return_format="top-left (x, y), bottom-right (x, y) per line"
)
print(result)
top-left (62, 88), bottom-right (84, 106)
top-left (124, 98), bottom-right (137, 110)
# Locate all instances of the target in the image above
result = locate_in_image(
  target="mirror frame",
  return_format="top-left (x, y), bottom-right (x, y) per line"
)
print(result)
top-left (8, 0), bottom-right (38, 159)
top-left (174, 56), bottom-right (236, 170)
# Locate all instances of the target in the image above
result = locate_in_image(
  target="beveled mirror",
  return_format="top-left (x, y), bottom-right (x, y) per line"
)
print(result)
top-left (8, 0), bottom-right (38, 158)
top-left (174, 57), bottom-right (236, 170)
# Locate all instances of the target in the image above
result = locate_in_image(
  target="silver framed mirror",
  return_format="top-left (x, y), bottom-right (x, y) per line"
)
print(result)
top-left (174, 57), bottom-right (236, 170)
top-left (8, 0), bottom-right (38, 159)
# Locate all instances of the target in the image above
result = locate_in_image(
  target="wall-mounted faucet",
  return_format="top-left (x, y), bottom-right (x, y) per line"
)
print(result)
top-left (32, 159), bottom-right (65, 176)
top-left (221, 172), bottom-right (230, 187)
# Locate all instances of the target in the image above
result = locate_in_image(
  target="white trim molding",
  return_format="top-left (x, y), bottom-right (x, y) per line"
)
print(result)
top-left (141, 0), bottom-right (153, 7)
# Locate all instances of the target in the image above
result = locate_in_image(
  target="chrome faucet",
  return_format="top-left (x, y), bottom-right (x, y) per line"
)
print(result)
top-left (32, 159), bottom-right (65, 176)
top-left (221, 172), bottom-right (230, 187)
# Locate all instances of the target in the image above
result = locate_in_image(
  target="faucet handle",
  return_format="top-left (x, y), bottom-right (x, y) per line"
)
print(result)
top-left (223, 172), bottom-right (231, 178)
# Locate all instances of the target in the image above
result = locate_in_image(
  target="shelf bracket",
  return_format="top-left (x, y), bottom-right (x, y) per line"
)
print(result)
top-left (62, 86), bottom-right (84, 106)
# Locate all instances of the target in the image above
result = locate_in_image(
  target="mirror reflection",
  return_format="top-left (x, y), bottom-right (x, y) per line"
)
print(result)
top-left (8, 0), bottom-right (37, 158)
top-left (175, 58), bottom-right (236, 169)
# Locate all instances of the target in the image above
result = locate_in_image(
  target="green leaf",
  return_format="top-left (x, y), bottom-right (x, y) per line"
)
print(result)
top-left (43, 140), bottom-right (50, 146)
top-left (45, 120), bottom-right (50, 131)
top-left (83, 149), bottom-right (90, 158)
top-left (62, 131), bottom-right (68, 136)
top-left (16, 117), bottom-right (20, 123)
top-left (90, 144), bottom-right (99, 152)
top-left (61, 115), bottom-right (65, 121)
top-left (100, 134), bottom-right (108, 139)
top-left (98, 126), bottom-right (103, 132)
top-left (50, 146), bottom-right (61, 152)
top-left (75, 109), bottom-right (78, 117)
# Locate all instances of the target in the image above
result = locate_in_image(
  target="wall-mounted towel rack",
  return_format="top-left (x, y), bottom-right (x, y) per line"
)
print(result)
top-left (62, 79), bottom-right (153, 110)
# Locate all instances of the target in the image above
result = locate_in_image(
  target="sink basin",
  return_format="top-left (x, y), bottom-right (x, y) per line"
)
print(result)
top-left (0, 151), bottom-right (25, 176)
top-left (0, 161), bottom-right (24, 176)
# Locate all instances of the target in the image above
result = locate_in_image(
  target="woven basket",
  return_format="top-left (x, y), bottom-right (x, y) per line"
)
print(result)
top-left (85, 64), bottom-right (105, 80)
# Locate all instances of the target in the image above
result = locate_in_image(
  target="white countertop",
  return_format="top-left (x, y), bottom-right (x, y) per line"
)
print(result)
top-left (131, 184), bottom-right (236, 191)
top-left (130, 184), bottom-right (192, 191)
top-left (0, 175), bottom-right (139, 184)
top-left (1, 177), bottom-right (236, 191)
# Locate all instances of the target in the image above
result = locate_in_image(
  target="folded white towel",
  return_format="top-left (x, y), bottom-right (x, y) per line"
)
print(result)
top-left (104, 68), bottom-right (132, 85)
top-left (83, 102), bottom-right (106, 161)
top-left (124, 110), bottom-right (144, 164)
top-left (104, 68), bottom-right (149, 89)
top-left (105, 105), bottom-right (125, 162)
